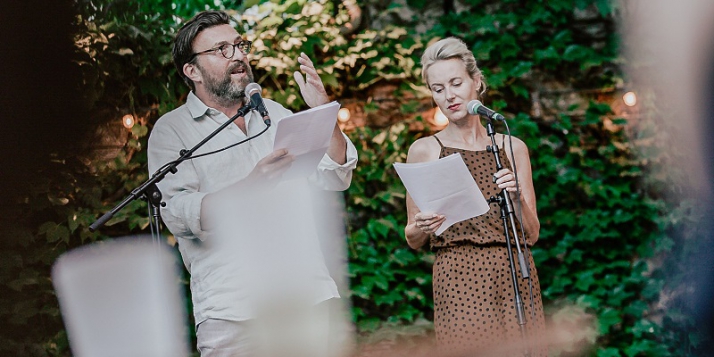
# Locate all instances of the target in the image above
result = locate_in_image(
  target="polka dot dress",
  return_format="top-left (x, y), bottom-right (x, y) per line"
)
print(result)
top-left (430, 136), bottom-right (546, 356)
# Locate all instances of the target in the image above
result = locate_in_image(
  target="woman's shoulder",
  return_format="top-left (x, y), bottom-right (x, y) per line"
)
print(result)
top-left (498, 133), bottom-right (531, 163)
top-left (407, 135), bottom-right (441, 163)
top-left (498, 133), bottom-right (527, 151)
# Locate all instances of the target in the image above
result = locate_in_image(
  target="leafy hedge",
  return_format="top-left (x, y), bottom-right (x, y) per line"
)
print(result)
top-left (0, 0), bottom-right (704, 356)
top-left (346, 121), bottom-right (433, 329)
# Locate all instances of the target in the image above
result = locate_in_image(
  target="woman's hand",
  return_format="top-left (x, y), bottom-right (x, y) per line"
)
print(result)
top-left (493, 168), bottom-right (520, 193)
top-left (293, 52), bottom-right (329, 108)
top-left (413, 212), bottom-right (446, 235)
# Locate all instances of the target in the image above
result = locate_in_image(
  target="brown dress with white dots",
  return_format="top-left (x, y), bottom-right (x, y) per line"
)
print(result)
top-left (430, 136), bottom-right (546, 356)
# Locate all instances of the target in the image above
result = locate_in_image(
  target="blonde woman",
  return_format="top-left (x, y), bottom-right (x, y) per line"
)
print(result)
top-left (404, 37), bottom-right (546, 355)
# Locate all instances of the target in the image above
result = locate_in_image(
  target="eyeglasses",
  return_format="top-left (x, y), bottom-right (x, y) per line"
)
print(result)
top-left (189, 40), bottom-right (252, 61)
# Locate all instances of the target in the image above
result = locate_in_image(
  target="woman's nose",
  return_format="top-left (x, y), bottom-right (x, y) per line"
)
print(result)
top-left (445, 88), bottom-right (455, 101)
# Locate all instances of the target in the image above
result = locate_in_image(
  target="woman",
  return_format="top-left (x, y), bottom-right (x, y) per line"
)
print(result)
top-left (404, 37), bottom-right (546, 355)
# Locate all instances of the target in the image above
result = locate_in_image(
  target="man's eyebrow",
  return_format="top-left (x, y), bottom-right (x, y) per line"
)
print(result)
top-left (210, 36), bottom-right (242, 47)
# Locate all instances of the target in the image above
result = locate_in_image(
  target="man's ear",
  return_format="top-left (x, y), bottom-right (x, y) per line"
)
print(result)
top-left (184, 62), bottom-right (202, 84)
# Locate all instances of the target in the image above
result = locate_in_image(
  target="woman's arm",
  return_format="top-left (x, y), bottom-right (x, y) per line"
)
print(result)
top-left (497, 135), bottom-right (540, 244)
top-left (404, 137), bottom-right (445, 249)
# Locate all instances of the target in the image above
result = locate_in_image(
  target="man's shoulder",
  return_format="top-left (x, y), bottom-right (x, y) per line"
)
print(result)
top-left (263, 98), bottom-right (289, 111)
top-left (154, 103), bottom-right (193, 128)
top-left (148, 104), bottom-right (195, 148)
top-left (262, 98), bottom-right (293, 120)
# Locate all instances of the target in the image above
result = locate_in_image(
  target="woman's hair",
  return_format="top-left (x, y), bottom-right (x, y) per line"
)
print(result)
top-left (420, 37), bottom-right (486, 95)
top-left (172, 11), bottom-right (232, 90)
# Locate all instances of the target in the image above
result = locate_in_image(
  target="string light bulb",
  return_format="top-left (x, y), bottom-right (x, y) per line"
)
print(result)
top-left (433, 108), bottom-right (449, 127)
top-left (122, 114), bottom-right (135, 129)
top-left (623, 91), bottom-right (637, 107)
top-left (338, 108), bottom-right (351, 122)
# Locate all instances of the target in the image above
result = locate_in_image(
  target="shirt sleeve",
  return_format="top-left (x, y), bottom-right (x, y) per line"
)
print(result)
top-left (147, 114), bottom-right (211, 241)
top-left (310, 132), bottom-right (358, 191)
top-left (265, 99), bottom-right (358, 191)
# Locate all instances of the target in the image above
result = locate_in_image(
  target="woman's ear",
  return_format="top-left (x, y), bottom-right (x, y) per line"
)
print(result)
top-left (472, 74), bottom-right (483, 94)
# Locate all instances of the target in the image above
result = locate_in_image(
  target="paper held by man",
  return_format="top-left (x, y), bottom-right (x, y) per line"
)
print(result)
top-left (394, 153), bottom-right (490, 235)
top-left (273, 101), bottom-right (340, 181)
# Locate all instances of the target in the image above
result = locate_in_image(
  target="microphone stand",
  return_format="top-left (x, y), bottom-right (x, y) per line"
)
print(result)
top-left (484, 116), bottom-right (533, 357)
top-left (89, 104), bottom-right (256, 236)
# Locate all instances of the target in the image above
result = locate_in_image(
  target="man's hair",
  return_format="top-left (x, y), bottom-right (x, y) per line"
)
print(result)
top-left (420, 37), bottom-right (486, 95)
top-left (172, 10), bottom-right (232, 91)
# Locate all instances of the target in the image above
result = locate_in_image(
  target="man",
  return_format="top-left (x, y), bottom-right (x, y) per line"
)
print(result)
top-left (147, 10), bottom-right (358, 356)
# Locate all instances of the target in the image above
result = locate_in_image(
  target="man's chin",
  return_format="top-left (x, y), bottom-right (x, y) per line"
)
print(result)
top-left (234, 75), bottom-right (253, 88)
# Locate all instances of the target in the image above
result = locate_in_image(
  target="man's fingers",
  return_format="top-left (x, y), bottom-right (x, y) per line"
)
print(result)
top-left (266, 154), bottom-right (293, 169)
top-left (300, 64), bottom-right (319, 76)
top-left (307, 76), bottom-right (323, 88)
top-left (273, 148), bottom-right (289, 156)
top-left (264, 149), bottom-right (289, 161)
top-left (274, 154), bottom-right (294, 167)
top-left (257, 154), bottom-right (293, 181)
top-left (293, 71), bottom-right (306, 89)
top-left (298, 52), bottom-right (313, 66)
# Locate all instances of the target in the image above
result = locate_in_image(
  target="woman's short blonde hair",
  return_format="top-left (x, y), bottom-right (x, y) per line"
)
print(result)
top-left (420, 37), bottom-right (486, 95)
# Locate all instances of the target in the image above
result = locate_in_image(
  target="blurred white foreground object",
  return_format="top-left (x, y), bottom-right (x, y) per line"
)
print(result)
top-left (52, 236), bottom-right (188, 357)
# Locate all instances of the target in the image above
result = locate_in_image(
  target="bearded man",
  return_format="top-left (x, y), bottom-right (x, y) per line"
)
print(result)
top-left (147, 10), bottom-right (357, 357)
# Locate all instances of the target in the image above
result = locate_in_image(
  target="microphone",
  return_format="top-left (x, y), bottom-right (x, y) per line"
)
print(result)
top-left (245, 82), bottom-right (271, 126)
top-left (467, 100), bottom-right (505, 121)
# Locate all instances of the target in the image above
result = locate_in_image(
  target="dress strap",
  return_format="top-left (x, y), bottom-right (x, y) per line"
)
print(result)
top-left (434, 135), bottom-right (444, 148)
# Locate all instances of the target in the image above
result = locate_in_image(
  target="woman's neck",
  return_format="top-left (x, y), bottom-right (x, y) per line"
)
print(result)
top-left (439, 118), bottom-right (490, 150)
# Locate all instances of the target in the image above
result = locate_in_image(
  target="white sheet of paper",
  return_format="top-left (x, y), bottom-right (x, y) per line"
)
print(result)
top-left (273, 101), bottom-right (340, 181)
top-left (394, 153), bottom-right (490, 235)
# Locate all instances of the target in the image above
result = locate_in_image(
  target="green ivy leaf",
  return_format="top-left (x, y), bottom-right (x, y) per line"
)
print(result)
top-left (597, 308), bottom-right (622, 335)
top-left (38, 222), bottom-right (70, 243)
top-left (596, 347), bottom-right (622, 357)
top-left (624, 340), bottom-right (657, 357)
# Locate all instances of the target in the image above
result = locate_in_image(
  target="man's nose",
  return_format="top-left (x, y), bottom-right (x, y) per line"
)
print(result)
top-left (230, 46), bottom-right (246, 61)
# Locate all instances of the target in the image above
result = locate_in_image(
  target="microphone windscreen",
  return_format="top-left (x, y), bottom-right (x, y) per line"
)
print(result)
top-left (245, 82), bottom-right (262, 97)
top-left (467, 100), bottom-right (482, 115)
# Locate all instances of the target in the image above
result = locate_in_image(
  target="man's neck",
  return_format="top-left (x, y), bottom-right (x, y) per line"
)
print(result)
top-left (195, 89), bottom-right (244, 117)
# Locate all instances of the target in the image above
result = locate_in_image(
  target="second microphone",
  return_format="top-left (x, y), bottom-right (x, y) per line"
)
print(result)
top-left (467, 100), bottom-right (505, 121)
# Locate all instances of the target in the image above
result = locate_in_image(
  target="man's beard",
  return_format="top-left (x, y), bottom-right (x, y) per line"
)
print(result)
top-left (201, 61), bottom-right (255, 108)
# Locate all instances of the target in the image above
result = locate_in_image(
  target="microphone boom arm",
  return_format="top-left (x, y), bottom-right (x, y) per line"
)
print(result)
top-left (89, 104), bottom-right (254, 232)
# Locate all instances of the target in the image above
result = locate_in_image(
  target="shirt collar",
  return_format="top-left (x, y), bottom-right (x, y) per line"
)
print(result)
top-left (186, 91), bottom-right (211, 120)
top-left (186, 91), bottom-right (251, 122)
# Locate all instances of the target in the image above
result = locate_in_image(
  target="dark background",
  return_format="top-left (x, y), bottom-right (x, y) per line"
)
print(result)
top-left (0, 0), bottom-right (89, 214)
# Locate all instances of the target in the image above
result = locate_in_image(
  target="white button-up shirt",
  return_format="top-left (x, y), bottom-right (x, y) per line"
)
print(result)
top-left (147, 92), bottom-right (358, 325)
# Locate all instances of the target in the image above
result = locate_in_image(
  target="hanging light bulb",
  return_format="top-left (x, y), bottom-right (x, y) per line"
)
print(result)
top-left (122, 114), bottom-right (135, 129)
top-left (338, 108), bottom-right (351, 122)
top-left (433, 108), bottom-right (449, 126)
top-left (623, 91), bottom-right (637, 107)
